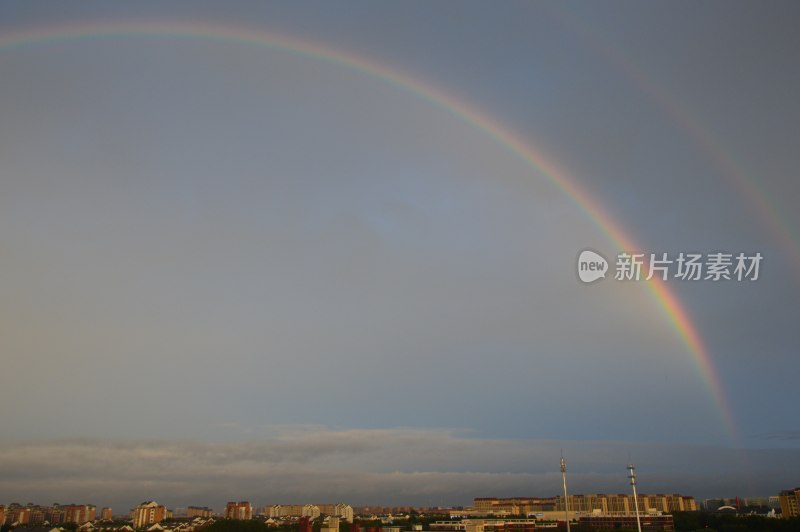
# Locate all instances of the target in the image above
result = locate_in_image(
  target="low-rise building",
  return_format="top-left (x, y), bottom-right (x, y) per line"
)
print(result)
top-left (578, 515), bottom-right (674, 531)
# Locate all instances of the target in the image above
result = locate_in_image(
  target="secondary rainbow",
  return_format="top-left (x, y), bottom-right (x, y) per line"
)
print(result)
top-left (548, 4), bottom-right (799, 274)
top-left (0, 20), bottom-right (739, 440)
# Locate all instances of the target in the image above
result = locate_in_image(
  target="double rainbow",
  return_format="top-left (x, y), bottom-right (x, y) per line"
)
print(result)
top-left (0, 20), bottom-right (738, 441)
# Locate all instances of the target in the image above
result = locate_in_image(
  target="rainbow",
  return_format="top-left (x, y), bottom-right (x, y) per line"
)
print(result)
top-left (0, 20), bottom-right (739, 440)
top-left (547, 4), bottom-right (799, 274)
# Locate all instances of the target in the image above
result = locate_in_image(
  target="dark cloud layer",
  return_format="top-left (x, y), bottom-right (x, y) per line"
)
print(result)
top-left (1, 429), bottom-right (798, 510)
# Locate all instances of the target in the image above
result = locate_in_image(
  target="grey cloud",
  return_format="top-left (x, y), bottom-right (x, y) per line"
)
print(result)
top-left (752, 431), bottom-right (800, 441)
top-left (1, 429), bottom-right (798, 510)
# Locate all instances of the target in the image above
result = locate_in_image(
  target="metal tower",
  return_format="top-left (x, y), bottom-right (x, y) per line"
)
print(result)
top-left (560, 453), bottom-right (570, 532)
top-left (627, 464), bottom-right (643, 532)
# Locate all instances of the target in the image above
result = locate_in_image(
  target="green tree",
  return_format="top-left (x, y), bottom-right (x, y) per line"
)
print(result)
top-left (205, 519), bottom-right (271, 532)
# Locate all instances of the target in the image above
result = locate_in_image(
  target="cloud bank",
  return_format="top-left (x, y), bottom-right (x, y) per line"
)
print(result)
top-left (1, 428), bottom-right (798, 510)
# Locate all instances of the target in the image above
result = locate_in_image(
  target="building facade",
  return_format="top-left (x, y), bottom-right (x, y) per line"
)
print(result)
top-left (225, 502), bottom-right (252, 520)
top-left (0, 503), bottom-right (102, 526)
top-left (321, 516), bottom-right (340, 532)
top-left (431, 519), bottom-right (538, 532)
top-left (268, 504), bottom-right (353, 522)
top-left (4, 504), bottom-right (31, 525)
top-left (474, 495), bottom-right (695, 517)
top-left (64, 504), bottom-right (97, 524)
top-left (187, 507), bottom-right (214, 518)
top-left (779, 488), bottom-right (800, 518)
top-left (133, 501), bottom-right (167, 528)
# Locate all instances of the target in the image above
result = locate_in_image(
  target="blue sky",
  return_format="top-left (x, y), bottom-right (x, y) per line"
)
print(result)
top-left (1, 1), bottom-right (798, 510)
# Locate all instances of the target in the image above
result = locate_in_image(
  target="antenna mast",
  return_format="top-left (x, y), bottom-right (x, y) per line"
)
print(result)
top-left (560, 452), bottom-right (570, 532)
top-left (627, 464), bottom-right (643, 532)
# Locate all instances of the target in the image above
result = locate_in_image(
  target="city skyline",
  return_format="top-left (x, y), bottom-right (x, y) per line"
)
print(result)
top-left (1, 493), bottom-right (786, 521)
top-left (1, 0), bottom-right (798, 513)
